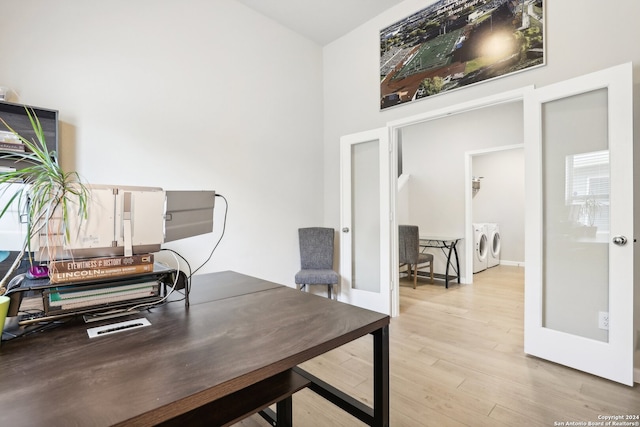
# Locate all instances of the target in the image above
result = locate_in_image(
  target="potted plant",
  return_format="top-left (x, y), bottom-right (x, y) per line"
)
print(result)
top-left (579, 194), bottom-right (601, 236)
top-left (0, 107), bottom-right (89, 294)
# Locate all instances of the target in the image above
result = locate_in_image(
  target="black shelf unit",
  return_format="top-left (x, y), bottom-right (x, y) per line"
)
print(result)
top-left (3, 263), bottom-right (177, 330)
top-left (0, 100), bottom-right (58, 171)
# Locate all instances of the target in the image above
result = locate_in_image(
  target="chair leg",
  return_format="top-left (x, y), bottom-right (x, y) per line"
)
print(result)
top-left (430, 262), bottom-right (434, 284)
top-left (328, 284), bottom-right (332, 299)
top-left (413, 264), bottom-right (417, 289)
top-left (405, 264), bottom-right (410, 282)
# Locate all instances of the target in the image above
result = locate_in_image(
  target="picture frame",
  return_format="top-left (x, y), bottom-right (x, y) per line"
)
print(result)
top-left (380, 0), bottom-right (544, 109)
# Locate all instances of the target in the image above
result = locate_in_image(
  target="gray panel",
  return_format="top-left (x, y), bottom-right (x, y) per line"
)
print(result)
top-left (164, 191), bottom-right (216, 242)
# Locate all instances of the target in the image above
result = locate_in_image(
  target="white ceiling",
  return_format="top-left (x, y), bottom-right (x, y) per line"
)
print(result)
top-left (236, 0), bottom-right (405, 46)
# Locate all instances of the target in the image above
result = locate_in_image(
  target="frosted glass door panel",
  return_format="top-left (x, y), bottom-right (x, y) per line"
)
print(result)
top-left (351, 140), bottom-right (381, 293)
top-left (340, 127), bottom-right (391, 315)
top-left (542, 88), bottom-right (609, 342)
top-left (524, 63), bottom-right (633, 385)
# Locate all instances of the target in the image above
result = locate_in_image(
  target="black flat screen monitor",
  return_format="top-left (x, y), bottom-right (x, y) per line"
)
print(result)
top-left (0, 100), bottom-right (58, 171)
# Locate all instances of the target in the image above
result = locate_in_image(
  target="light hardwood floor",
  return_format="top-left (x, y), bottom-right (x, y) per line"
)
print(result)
top-left (235, 266), bottom-right (640, 426)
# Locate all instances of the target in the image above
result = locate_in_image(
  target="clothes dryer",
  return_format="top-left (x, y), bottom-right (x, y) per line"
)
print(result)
top-left (473, 223), bottom-right (488, 273)
top-left (486, 223), bottom-right (501, 268)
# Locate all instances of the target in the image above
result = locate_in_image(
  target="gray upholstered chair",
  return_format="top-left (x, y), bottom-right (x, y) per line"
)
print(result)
top-left (295, 227), bottom-right (339, 299)
top-left (399, 225), bottom-right (434, 289)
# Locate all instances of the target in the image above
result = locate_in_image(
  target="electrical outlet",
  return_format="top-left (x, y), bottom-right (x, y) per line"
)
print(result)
top-left (598, 311), bottom-right (609, 330)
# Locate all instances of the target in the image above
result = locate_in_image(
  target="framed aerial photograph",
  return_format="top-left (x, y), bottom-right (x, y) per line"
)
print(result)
top-left (380, 0), bottom-right (544, 109)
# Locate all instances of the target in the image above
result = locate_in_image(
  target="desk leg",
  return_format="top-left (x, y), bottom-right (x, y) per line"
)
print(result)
top-left (276, 397), bottom-right (293, 427)
top-left (453, 241), bottom-right (461, 284)
top-left (373, 325), bottom-right (390, 427)
top-left (444, 243), bottom-right (453, 289)
top-left (294, 324), bottom-right (389, 427)
top-left (259, 397), bottom-right (293, 427)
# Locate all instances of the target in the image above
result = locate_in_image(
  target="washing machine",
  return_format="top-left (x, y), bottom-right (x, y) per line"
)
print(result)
top-left (473, 223), bottom-right (488, 273)
top-left (486, 223), bottom-right (501, 268)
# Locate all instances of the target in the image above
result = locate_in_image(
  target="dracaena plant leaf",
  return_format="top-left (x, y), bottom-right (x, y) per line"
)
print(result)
top-left (0, 107), bottom-right (89, 293)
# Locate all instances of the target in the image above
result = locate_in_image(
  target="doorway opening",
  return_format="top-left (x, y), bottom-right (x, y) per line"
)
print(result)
top-left (465, 145), bottom-right (524, 285)
top-left (392, 91), bottom-right (526, 309)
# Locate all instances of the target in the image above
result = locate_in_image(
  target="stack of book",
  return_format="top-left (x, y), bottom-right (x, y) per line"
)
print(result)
top-left (49, 253), bottom-right (155, 284)
top-left (0, 130), bottom-right (25, 152)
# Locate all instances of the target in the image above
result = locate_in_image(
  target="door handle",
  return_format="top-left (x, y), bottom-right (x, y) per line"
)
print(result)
top-left (612, 235), bottom-right (627, 246)
top-left (342, 227), bottom-right (350, 233)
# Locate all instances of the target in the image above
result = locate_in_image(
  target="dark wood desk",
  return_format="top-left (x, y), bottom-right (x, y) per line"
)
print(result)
top-left (0, 271), bottom-right (389, 426)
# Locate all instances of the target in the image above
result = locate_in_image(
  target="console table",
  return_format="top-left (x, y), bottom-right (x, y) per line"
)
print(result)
top-left (419, 236), bottom-right (462, 288)
top-left (0, 271), bottom-right (390, 426)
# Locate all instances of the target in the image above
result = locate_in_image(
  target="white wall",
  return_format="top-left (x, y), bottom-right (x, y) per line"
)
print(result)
top-left (0, 0), bottom-right (325, 286)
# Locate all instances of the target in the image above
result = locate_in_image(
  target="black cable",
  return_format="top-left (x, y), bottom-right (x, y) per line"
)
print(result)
top-left (3, 319), bottom-right (69, 341)
top-left (191, 193), bottom-right (228, 277)
top-left (161, 248), bottom-right (192, 278)
top-left (158, 248), bottom-right (192, 303)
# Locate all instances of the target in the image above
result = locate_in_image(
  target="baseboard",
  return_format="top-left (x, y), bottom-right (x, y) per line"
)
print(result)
top-left (498, 260), bottom-right (525, 268)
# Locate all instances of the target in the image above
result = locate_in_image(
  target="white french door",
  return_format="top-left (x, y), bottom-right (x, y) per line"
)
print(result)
top-left (524, 63), bottom-right (634, 385)
top-left (339, 128), bottom-right (392, 315)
